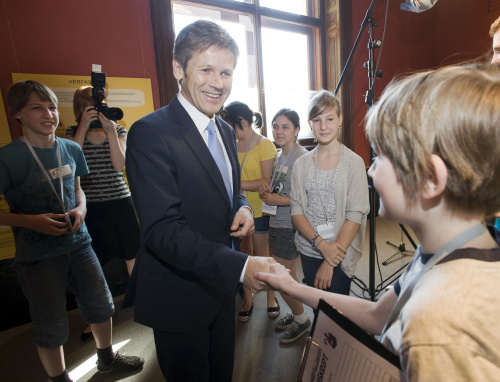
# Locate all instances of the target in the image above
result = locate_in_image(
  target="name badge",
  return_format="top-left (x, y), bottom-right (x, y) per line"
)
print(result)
top-left (317, 222), bottom-right (335, 240)
top-left (49, 165), bottom-right (72, 179)
top-left (262, 203), bottom-right (277, 215)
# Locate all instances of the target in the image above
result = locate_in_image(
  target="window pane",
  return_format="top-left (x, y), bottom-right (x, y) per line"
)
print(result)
top-left (172, 3), bottom-right (259, 114)
top-left (260, 0), bottom-right (308, 16)
top-left (261, 24), bottom-right (313, 138)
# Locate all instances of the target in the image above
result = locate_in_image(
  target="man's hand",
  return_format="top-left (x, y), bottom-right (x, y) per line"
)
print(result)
top-left (254, 262), bottom-right (296, 294)
top-left (230, 207), bottom-right (255, 238)
top-left (317, 241), bottom-right (346, 267)
top-left (243, 256), bottom-right (275, 293)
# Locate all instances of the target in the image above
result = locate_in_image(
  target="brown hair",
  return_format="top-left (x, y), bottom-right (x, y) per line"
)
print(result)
top-left (365, 64), bottom-right (500, 216)
top-left (72, 86), bottom-right (95, 121)
top-left (490, 15), bottom-right (500, 37)
top-left (174, 19), bottom-right (239, 70)
top-left (7, 80), bottom-right (58, 117)
top-left (308, 90), bottom-right (341, 121)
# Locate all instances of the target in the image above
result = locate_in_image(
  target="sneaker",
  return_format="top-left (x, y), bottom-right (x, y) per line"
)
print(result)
top-left (97, 353), bottom-right (145, 373)
top-left (275, 312), bottom-right (294, 330)
top-left (279, 318), bottom-right (311, 344)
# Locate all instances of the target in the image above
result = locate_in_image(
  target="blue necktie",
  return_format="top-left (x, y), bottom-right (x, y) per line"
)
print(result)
top-left (206, 120), bottom-right (233, 207)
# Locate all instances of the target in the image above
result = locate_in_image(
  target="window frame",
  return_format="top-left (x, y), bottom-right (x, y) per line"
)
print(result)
top-left (149, 0), bottom-right (353, 149)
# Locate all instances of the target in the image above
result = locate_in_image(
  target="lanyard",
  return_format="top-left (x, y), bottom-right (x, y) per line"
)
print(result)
top-left (270, 143), bottom-right (296, 191)
top-left (238, 131), bottom-right (256, 176)
top-left (24, 137), bottom-right (67, 214)
top-left (381, 222), bottom-right (487, 336)
top-left (313, 145), bottom-right (343, 225)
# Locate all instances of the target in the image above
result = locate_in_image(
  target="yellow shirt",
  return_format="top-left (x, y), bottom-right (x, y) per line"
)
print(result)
top-left (238, 138), bottom-right (277, 218)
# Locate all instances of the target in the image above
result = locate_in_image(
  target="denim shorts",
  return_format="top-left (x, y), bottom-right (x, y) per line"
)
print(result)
top-left (269, 227), bottom-right (299, 260)
top-left (254, 215), bottom-right (270, 233)
top-left (15, 244), bottom-right (114, 348)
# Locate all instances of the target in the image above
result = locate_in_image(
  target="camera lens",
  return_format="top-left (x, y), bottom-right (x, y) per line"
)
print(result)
top-left (104, 107), bottom-right (124, 121)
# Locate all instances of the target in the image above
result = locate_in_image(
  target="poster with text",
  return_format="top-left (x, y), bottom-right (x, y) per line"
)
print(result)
top-left (11, 73), bottom-right (154, 137)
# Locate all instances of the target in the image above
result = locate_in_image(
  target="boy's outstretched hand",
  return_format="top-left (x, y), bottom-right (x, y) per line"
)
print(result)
top-left (254, 263), bottom-right (297, 294)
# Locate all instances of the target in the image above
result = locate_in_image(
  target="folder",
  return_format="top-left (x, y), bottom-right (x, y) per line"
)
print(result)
top-left (298, 299), bottom-right (403, 382)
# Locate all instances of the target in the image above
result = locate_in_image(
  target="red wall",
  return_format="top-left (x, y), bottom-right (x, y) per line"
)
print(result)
top-left (351, 0), bottom-right (496, 165)
top-left (0, 0), bottom-right (497, 160)
top-left (0, 0), bottom-right (160, 138)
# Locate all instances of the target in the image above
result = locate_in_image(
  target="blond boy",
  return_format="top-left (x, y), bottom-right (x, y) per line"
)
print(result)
top-left (256, 64), bottom-right (500, 381)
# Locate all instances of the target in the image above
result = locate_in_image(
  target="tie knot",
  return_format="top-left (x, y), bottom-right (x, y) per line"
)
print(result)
top-left (206, 120), bottom-right (216, 135)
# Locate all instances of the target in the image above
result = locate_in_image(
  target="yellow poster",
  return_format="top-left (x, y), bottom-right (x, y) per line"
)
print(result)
top-left (11, 72), bottom-right (154, 137)
top-left (0, 93), bottom-right (15, 260)
top-left (1, 73), bottom-right (154, 260)
top-left (0, 195), bottom-right (15, 261)
top-left (0, 93), bottom-right (11, 147)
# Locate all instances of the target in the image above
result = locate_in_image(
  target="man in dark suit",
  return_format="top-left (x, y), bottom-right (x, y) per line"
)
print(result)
top-left (124, 20), bottom-right (274, 381)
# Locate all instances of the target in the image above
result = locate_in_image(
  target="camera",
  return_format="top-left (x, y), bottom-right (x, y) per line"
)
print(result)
top-left (90, 71), bottom-right (124, 128)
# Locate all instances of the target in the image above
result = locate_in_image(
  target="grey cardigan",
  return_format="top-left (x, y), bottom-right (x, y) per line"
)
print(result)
top-left (290, 146), bottom-right (370, 278)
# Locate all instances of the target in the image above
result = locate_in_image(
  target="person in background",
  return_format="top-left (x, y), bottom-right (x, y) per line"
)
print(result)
top-left (223, 101), bottom-right (279, 322)
top-left (123, 20), bottom-right (273, 381)
top-left (256, 64), bottom-right (500, 381)
top-left (1, 80), bottom-right (143, 382)
top-left (66, 86), bottom-right (140, 342)
top-left (290, 90), bottom-right (369, 298)
top-left (258, 108), bottom-right (309, 343)
top-left (489, 16), bottom-right (500, 231)
top-left (490, 15), bottom-right (500, 64)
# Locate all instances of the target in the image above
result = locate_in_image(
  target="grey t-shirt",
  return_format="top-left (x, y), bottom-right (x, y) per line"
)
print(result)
top-left (269, 145), bottom-right (308, 229)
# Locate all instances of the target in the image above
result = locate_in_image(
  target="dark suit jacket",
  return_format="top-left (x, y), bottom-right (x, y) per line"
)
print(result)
top-left (123, 96), bottom-right (249, 333)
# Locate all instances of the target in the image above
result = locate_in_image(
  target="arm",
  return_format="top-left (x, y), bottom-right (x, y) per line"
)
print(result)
top-left (100, 115), bottom-right (126, 172)
top-left (66, 176), bottom-right (87, 233)
top-left (316, 220), bottom-right (360, 266)
top-left (261, 192), bottom-right (291, 207)
top-left (240, 157), bottom-right (274, 191)
top-left (66, 105), bottom-right (97, 148)
top-left (255, 262), bottom-right (397, 335)
top-left (230, 203), bottom-right (255, 238)
top-left (0, 209), bottom-right (68, 236)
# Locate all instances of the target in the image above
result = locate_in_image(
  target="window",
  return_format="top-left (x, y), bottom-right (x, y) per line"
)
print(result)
top-left (168, 0), bottom-right (322, 139)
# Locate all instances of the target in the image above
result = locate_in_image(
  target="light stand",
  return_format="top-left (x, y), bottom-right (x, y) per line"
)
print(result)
top-left (383, 226), bottom-right (416, 265)
top-left (334, 0), bottom-right (416, 301)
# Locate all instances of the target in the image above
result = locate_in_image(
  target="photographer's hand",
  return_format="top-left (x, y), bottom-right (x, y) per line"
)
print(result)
top-left (79, 106), bottom-right (98, 131)
top-left (99, 113), bottom-right (118, 136)
top-left (99, 113), bottom-right (126, 172)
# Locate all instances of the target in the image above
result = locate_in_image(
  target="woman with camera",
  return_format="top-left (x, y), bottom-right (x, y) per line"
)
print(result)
top-left (66, 86), bottom-right (140, 342)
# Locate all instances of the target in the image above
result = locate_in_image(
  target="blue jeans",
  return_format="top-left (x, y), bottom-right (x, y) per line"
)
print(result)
top-left (15, 244), bottom-right (114, 348)
top-left (300, 253), bottom-right (352, 295)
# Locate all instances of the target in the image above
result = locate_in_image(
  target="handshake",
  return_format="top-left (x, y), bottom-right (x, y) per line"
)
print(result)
top-left (243, 256), bottom-right (297, 295)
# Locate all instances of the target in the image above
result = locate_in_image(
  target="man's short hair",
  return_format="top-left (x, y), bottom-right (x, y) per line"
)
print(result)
top-left (7, 80), bottom-right (58, 117)
top-left (490, 15), bottom-right (500, 37)
top-left (365, 64), bottom-right (500, 216)
top-left (173, 19), bottom-right (239, 70)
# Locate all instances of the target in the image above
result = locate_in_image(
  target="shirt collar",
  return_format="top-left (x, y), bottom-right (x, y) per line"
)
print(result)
top-left (177, 93), bottom-right (216, 135)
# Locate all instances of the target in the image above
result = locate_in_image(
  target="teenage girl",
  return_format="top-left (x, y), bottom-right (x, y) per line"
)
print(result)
top-left (290, 90), bottom-right (369, 296)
